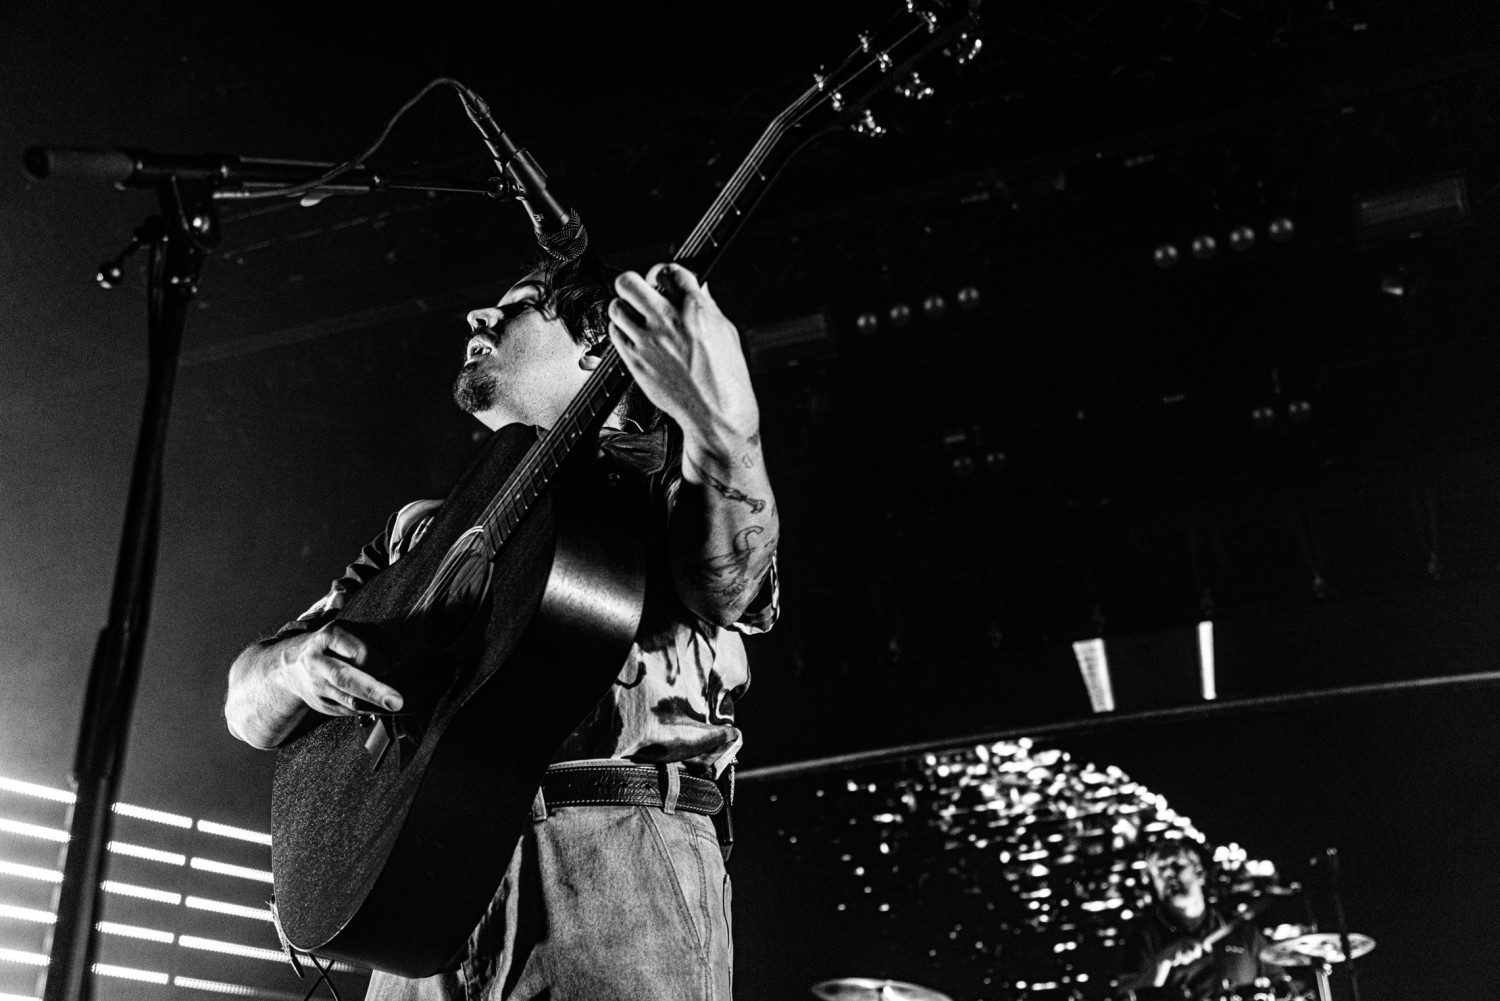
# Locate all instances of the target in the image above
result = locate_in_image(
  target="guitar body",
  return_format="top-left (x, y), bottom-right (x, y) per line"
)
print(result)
top-left (271, 423), bottom-right (649, 976)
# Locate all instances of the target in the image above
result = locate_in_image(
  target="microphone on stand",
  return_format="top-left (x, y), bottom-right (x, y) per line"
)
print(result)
top-left (456, 85), bottom-right (588, 263)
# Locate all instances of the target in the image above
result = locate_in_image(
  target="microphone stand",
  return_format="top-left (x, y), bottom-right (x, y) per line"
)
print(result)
top-left (26, 147), bottom-right (495, 1001)
top-left (1324, 848), bottom-right (1362, 1001)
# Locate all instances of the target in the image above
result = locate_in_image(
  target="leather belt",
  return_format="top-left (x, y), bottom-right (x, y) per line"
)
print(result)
top-left (540, 761), bottom-right (723, 816)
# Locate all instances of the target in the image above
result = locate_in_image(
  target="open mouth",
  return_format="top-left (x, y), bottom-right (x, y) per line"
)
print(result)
top-left (464, 335), bottom-right (497, 365)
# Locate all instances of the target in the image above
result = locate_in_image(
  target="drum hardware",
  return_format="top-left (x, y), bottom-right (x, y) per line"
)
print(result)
top-left (811, 978), bottom-right (954, 1001)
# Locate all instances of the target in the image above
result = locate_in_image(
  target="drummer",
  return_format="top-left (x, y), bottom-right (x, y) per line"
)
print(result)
top-left (1117, 841), bottom-right (1273, 998)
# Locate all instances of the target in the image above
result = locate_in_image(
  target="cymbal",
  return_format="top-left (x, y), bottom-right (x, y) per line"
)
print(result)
top-left (1260, 932), bottom-right (1376, 966)
top-left (811, 978), bottom-right (954, 1001)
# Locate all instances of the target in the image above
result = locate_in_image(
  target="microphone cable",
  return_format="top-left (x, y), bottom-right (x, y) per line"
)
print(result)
top-left (229, 77), bottom-right (493, 201)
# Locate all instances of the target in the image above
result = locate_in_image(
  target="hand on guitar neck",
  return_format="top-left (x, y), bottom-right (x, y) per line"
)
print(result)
top-left (608, 261), bottom-right (779, 626)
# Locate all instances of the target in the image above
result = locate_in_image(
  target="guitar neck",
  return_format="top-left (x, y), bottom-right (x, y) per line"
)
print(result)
top-left (474, 90), bottom-right (822, 551)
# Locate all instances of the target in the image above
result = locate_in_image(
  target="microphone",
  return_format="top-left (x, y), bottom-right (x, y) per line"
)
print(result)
top-left (457, 86), bottom-right (588, 263)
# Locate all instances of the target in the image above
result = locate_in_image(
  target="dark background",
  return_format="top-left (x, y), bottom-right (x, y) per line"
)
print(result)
top-left (2, 1), bottom-right (1499, 999)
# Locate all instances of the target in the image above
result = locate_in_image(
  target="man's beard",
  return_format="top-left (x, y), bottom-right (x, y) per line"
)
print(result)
top-left (453, 365), bottom-right (499, 414)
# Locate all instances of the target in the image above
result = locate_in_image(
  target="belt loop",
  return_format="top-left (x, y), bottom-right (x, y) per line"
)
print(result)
top-left (660, 762), bottom-right (681, 814)
top-left (531, 785), bottom-right (548, 822)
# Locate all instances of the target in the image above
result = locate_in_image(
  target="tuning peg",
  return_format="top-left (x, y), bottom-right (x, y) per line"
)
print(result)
top-left (897, 72), bottom-right (934, 100)
top-left (903, 0), bottom-right (939, 31)
top-left (857, 30), bottom-right (872, 53)
top-left (948, 33), bottom-right (983, 65)
top-left (851, 109), bottom-right (887, 137)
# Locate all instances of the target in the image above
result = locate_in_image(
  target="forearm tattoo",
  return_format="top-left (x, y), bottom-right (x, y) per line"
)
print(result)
top-left (703, 470), bottom-right (766, 514)
top-left (695, 525), bottom-right (775, 599)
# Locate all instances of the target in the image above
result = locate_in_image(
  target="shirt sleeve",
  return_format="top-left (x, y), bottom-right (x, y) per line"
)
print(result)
top-left (262, 511), bottom-right (397, 643)
top-left (729, 556), bottom-right (779, 634)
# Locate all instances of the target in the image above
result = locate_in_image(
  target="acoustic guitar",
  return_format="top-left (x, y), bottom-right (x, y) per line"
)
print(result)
top-left (270, 0), bottom-right (982, 976)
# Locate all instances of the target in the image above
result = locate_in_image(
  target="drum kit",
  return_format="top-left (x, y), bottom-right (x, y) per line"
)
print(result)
top-left (807, 929), bottom-right (1375, 1001)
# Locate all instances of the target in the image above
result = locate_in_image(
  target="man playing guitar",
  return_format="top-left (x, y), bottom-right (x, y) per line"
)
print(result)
top-left (224, 250), bottom-right (779, 999)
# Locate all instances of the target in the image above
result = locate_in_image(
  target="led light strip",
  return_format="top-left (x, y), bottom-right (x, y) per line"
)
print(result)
top-left (97, 921), bottom-right (175, 944)
top-left (173, 977), bottom-right (261, 997)
top-left (0, 819), bottom-right (68, 843)
top-left (102, 881), bottom-right (182, 905)
top-left (108, 841), bottom-right (187, 866)
top-left (195, 821), bottom-right (272, 847)
top-left (93, 963), bottom-right (170, 984)
top-left (0, 779), bottom-right (71, 804)
top-left (184, 897), bottom-right (272, 922)
top-left (188, 858), bottom-right (273, 884)
top-left (0, 777), bottom-right (218, 832)
top-left (0, 904), bottom-right (53, 924)
top-left (0, 952), bottom-right (173, 985)
top-left (177, 936), bottom-right (287, 964)
top-left (0, 861), bottom-right (59, 884)
top-left (175, 937), bottom-right (361, 974)
top-left (113, 804), bottom-right (193, 829)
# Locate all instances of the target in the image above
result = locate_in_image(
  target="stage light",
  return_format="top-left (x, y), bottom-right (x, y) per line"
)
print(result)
top-left (854, 311), bottom-right (879, 334)
top-left (956, 285), bottom-right (981, 309)
top-left (1380, 265), bottom-right (1407, 297)
top-left (1152, 244), bottom-right (1179, 269)
top-left (188, 858), bottom-right (273, 884)
top-left (1197, 621), bottom-right (1217, 701)
top-left (921, 294), bottom-right (947, 320)
top-left (1267, 217), bottom-right (1295, 242)
top-left (887, 303), bottom-right (912, 327)
top-left (1228, 226), bottom-right (1256, 252)
top-left (1189, 235), bottom-right (1217, 261)
top-left (1250, 405), bottom-right (1275, 429)
top-left (1287, 399), bottom-right (1312, 424)
top-left (195, 820), bottom-right (271, 846)
top-left (1071, 639), bottom-right (1115, 713)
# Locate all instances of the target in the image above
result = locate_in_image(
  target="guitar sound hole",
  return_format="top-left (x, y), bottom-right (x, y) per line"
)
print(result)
top-left (418, 535), bottom-right (493, 653)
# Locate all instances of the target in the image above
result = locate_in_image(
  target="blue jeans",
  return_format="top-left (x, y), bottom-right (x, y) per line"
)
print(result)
top-left (365, 777), bottom-right (733, 1001)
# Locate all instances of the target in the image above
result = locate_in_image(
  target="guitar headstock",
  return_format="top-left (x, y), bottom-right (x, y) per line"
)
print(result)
top-left (793, 0), bottom-right (983, 137)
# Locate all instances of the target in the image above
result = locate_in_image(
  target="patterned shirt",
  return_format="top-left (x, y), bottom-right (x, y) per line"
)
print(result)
top-left (270, 422), bottom-right (778, 778)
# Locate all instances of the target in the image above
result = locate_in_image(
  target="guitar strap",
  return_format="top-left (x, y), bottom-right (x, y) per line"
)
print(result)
top-left (711, 763), bottom-right (735, 860)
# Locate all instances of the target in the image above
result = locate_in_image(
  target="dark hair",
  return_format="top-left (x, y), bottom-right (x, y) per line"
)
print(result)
top-left (1144, 840), bottom-right (1205, 867)
top-left (525, 249), bottom-right (621, 346)
top-left (522, 248), bottom-right (661, 426)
